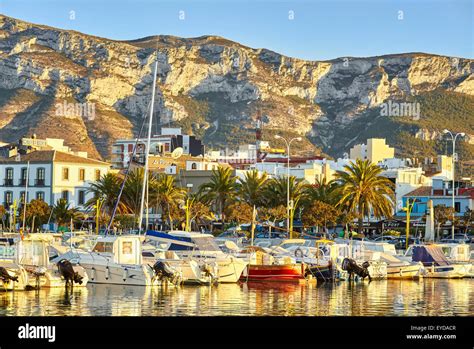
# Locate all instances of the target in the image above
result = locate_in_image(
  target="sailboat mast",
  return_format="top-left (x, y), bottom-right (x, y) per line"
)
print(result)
top-left (21, 160), bottom-right (30, 235)
top-left (138, 56), bottom-right (159, 234)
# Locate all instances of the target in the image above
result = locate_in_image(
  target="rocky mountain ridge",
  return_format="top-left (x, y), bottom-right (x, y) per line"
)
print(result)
top-left (0, 14), bottom-right (472, 161)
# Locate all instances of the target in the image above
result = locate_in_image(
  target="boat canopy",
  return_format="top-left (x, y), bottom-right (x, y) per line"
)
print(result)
top-left (412, 245), bottom-right (450, 266)
top-left (146, 230), bottom-right (195, 250)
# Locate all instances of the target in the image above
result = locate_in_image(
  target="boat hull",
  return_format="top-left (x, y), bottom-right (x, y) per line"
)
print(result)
top-left (80, 263), bottom-right (156, 286)
top-left (240, 264), bottom-right (305, 282)
top-left (423, 264), bottom-right (471, 278)
top-left (386, 263), bottom-right (424, 280)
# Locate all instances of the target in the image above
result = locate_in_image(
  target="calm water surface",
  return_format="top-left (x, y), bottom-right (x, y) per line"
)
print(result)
top-left (0, 279), bottom-right (472, 316)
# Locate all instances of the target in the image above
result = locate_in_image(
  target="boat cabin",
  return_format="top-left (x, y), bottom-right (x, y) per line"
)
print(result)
top-left (146, 230), bottom-right (221, 252)
top-left (91, 236), bottom-right (143, 265)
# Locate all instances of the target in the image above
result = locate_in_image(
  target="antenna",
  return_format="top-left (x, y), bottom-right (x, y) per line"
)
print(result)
top-left (171, 147), bottom-right (183, 159)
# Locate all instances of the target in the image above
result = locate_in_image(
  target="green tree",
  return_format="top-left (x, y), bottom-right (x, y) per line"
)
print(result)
top-left (52, 199), bottom-right (83, 228)
top-left (302, 200), bottom-right (340, 235)
top-left (335, 159), bottom-right (395, 235)
top-left (237, 170), bottom-right (268, 208)
top-left (226, 202), bottom-right (253, 225)
top-left (199, 166), bottom-right (237, 221)
top-left (151, 173), bottom-right (185, 229)
top-left (87, 172), bottom-right (128, 215)
top-left (304, 176), bottom-right (340, 206)
top-left (19, 199), bottom-right (51, 232)
top-left (433, 204), bottom-right (455, 240)
top-left (263, 176), bottom-right (308, 235)
top-left (463, 208), bottom-right (473, 234)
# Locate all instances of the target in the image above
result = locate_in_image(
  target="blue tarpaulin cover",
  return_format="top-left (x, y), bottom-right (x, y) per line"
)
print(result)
top-left (412, 245), bottom-right (450, 266)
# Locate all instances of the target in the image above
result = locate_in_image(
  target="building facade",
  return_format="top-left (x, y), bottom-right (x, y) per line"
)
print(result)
top-left (0, 150), bottom-right (110, 211)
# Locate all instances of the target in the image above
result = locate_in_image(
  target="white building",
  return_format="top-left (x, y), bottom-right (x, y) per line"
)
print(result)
top-left (0, 150), bottom-right (110, 211)
top-left (111, 127), bottom-right (204, 169)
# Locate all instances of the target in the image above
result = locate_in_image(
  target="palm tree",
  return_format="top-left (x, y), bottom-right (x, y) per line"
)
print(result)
top-left (304, 176), bottom-right (340, 206)
top-left (151, 173), bottom-right (185, 229)
top-left (52, 199), bottom-right (83, 228)
top-left (335, 159), bottom-right (395, 235)
top-left (263, 176), bottom-right (308, 234)
top-left (237, 170), bottom-right (268, 208)
top-left (87, 172), bottom-right (128, 215)
top-left (199, 166), bottom-right (237, 221)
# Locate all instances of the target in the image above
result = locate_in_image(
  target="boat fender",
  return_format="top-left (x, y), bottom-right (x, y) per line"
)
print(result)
top-left (123, 267), bottom-right (128, 281)
top-left (105, 266), bottom-right (110, 280)
top-left (91, 267), bottom-right (95, 281)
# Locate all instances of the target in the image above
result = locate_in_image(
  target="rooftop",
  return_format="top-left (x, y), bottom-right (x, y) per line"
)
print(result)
top-left (4, 150), bottom-right (109, 166)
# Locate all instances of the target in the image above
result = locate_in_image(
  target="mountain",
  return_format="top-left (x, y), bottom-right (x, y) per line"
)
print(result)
top-left (0, 14), bottom-right (473, 167)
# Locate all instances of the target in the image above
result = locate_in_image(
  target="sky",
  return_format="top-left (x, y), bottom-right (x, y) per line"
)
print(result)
top-left (1, 0), bottom-right (472, 61)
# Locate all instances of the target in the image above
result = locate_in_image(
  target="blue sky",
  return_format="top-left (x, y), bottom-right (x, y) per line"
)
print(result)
top-left (1, 0), bottom-right (472, 60)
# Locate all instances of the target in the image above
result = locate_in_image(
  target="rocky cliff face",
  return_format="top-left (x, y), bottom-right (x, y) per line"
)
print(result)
top-left (0, 15), bottom-right (472, 160)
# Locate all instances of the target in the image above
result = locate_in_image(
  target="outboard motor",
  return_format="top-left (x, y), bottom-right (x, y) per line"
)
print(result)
top-left (341, 258), bottom-right (371, 282)
top-left (152, 261), bottom-right (182, 285)
top-left (200, 263), bottom-right (218, 284)
top-left (0, 266), bottom-right (18, 283)
top-left (57, 259), bottom-right (83, 287)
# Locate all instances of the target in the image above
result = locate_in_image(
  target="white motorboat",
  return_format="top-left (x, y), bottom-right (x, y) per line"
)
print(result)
top-left (146, 230), bottom-right (248, 283)
top-left (404, 244), bottom-right (471, 278)
top-left (435, 243), bottom-right (473, 277)
top-left (59, 235), bottom-right (160, 286)
top-left (17, 234), bottom-right (89, 288)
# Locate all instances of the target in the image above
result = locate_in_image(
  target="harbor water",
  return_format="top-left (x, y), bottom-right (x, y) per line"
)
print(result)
top-left (0, 279), bottom-right (472, 316)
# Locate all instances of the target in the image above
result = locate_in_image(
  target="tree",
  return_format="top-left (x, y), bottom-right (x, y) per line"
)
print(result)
top-left (87, 172), bottom-right (128, 215)
top-left (151, 173), bottom-right (185, 229)
top-left (433, 204), bottom-right (455, 240)
top-left (258, 205), bottom-right (287, 235)
top-left (226, 202), bottom-right (253, 225)
top-left (302, 200), bottom-right (340, 235)
top-left (52, 199), bottom-right (83, 228)
top-left (19, 199), bottom-right (51, 232)
top-left (335, 159), bottom-right (395, 235)
top-left (199, 166), bottom-right (237, 221)
top-left (237, 170), bottom-right (268, 208)
top-left (0, 204), bottom-right (6, 230)
top-left (304, 176), bottom-right (340, 206)
top-left (262, 176), bottom-right (308, 234)
top-left (462, 208), bottom-right (473, 234)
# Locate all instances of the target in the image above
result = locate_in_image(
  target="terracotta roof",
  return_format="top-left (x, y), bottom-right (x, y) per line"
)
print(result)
top-left (405, 186), bottom-right (474, 198)
top-left (4, 150), bottom-right (109, 166)
top-left (404, 186), bottom-right (432, 197)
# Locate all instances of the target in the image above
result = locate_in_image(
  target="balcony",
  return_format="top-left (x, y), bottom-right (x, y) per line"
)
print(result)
top-left (18, 179), bottom-right (28, 186)
top-left (3, 179), bottom-right (13, 187)
top-left (35, 179), bottom-right (46, 187)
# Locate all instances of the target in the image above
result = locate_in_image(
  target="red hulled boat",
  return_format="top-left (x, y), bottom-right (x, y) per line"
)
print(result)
top-left (240, 264), bottom-right (305, 282)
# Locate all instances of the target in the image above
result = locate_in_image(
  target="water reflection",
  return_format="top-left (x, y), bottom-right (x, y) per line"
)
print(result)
top-left (0, 280), bottom-right (472, 316)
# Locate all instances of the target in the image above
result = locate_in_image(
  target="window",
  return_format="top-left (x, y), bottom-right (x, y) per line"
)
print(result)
top-left (19, 191), bottom-right (26, 204)
top-left (62, 190), bottom-right (69, 201)
top-left (455, 202), bottom-right (461, 213)
top-left (191, 162), bottom-right (197, 170)
top-left (78, 190), bottom-right (85, 205)
top-left (36, 192), bottom-right (45, 201)
top-left (20, 167), bottom-right (27, 185)
top-left (36, 168), bottom-right (45, 186)
top-left (4, 168), bottom-right (13, 186)
top-left (93, 242), bottom-right (114, 253)
top-left (95, 169), bottom-right (101, 181)
top-left (79, 168), bottom-right (86, 181)
top-left (4, 191), bottom-right (13, 207)
top-left (62, 167), bottom-right (69, 180)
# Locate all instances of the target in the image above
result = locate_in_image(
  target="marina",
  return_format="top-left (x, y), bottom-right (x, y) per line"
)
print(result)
top-left (0, 279), bottom-right (472, 317)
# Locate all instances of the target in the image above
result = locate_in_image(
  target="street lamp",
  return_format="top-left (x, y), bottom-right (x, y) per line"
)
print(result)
top-left (274, 134), bottom-right (302, 239)
top-left (443, 129), bottom-right (465, 239)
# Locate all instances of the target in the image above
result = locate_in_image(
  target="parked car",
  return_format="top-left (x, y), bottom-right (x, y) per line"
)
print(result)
top-left (389, 237), bottom-right (422, 250)
top-left (373, 235), bottom-right (399, 242)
